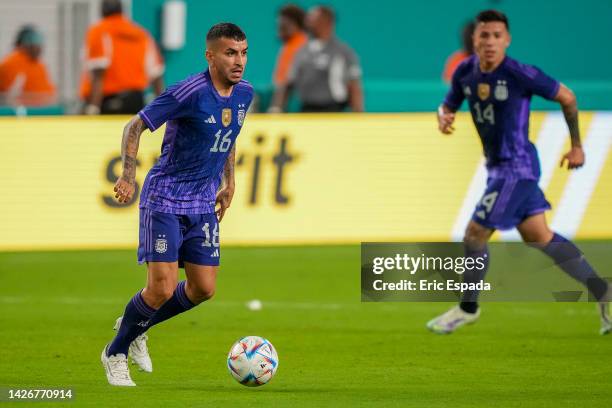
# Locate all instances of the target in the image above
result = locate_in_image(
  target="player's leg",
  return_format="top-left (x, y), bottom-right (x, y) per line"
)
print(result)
top-left (102, 209), bottom-right (181, 385)
top-left (102, 261), bottom-right (177, 384)
top-left (427, 178), bottom-right (512, 334)
top-left (109, 262), bottom-right (177, 354)
top-left (184, 263), bottom-right (217, 304)
top-left (427, 220), bottom-right (493, 334)
top-left (517, 213), bottom-right (611, 334)
top-left (460, 220), bottom-right (494, 312)
top-left (144, 264), bottom-right (216, 327)
top-left (145, 212), bottom-right (220, 327)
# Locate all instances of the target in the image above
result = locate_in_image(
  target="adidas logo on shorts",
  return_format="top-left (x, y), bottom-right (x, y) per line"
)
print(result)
top-left (204, 115), bottom-right (216, 124)
top-left (211, 249), bottom-right (219, 258)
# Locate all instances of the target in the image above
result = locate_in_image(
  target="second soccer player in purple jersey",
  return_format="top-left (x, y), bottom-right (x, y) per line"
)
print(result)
top-left (100, 23), bottom-right (253, 386)
top-left (429, 10), bottom-right (611, 335)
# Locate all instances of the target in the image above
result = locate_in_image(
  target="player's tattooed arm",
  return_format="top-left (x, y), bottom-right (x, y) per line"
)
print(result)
top-left (223, 144), bottom-right (236, 189)
top-left (121, 116), bottom-right (146, 181)
top-left (114, 115), bottom-right (146, 203)
top-left (556, 84), bottom-right (581, 147)
top-left (216, 145), bottom-right (236, 221)
top-left (555, 84), bottom-right (585, 169)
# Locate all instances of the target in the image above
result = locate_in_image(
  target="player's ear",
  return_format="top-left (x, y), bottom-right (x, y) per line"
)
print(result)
top-left (205, 48), bottom-right (213, 64)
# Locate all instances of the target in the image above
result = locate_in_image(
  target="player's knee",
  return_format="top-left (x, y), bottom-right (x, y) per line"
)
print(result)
top-left (519, 227), bottom-right (553, 244)
top-left (146, 280), bottom-right (175, 304)
top-left (189, 282), bottom-right (215, 304)
top-left (463, 224), bottom-right (490, 249)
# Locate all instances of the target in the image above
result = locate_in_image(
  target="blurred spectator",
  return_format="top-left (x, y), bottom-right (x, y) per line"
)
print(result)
top-left (269, 5), bottom-right (364, 112)
top-left (442, 21), bottom-right (475, 83)
top-left (0, 25), bottom-right (56, 107)
top-left (79, 0), bottom-right (164, 115)
top-left (272, 4), bottom-right (308, 87)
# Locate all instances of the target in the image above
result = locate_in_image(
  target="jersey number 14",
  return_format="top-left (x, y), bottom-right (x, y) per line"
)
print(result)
top-left (473, 102), bottom-right (495, 125)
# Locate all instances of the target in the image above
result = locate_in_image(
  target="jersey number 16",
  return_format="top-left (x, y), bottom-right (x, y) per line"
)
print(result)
top-left (210, 129), bottom-right (233, 153)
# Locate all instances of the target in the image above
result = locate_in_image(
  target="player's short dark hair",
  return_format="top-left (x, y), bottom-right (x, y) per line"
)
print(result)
top-left (206, 23), bottom-right (247, 43)
top-left (279, 4), bottom-right (306, 30)
top-left (475, 9), bottom-right (509, 31)
top-left (101, 0), bottom-right (122, 17)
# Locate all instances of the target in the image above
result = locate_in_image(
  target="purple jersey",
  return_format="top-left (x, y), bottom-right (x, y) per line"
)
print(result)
top-left (138, 70), bottom-right (253, 214)
top-left (444, 55), bottom-right (560, 180)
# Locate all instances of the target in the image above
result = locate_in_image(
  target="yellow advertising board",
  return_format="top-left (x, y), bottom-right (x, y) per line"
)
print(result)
top-left (0, 113), bottom-right (611, 251)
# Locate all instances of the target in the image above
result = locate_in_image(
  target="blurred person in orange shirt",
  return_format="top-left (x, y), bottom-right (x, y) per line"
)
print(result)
top-left (442, 21), bottom-right (475, 83)
top-left (0, 25), bottom-right (56, 107)
top-left (272, 4), bottom-right (307, 87)
top-left (80, 0), bottom-right (164, 114)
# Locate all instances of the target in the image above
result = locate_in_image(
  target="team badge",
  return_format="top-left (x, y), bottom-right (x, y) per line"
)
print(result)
top-left (494, 80), bottom-right (508, 101)
top-left (477, 83), bottom-right (490, 100)
top-left (237, 109), bottom-right (245, 126)
top-left (155, 238), bottom-right (167, 254)
top-left (222, 108), bottom-right (232, 127)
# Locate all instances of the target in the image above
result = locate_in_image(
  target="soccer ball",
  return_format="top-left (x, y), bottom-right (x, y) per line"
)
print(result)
top-left (227, 336), bottom-right (279, 387)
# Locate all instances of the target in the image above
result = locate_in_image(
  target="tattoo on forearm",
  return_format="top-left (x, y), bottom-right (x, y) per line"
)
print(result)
top-left (223, 145), bottom-right (236, 188)
top-left (562, 104), bottom-right (581, 147)
top-left (121, 117), bottom-right (145, 181)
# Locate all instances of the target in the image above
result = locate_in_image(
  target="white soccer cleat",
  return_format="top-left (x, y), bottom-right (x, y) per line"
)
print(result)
top-left (426, 305), bottom-right (480, 334)
top-left (114, 317), bottom-right (153, 372)
top-left (598, 302), bottom-right (611, 335)
top-left (101, 344), bottom-right (136, 386)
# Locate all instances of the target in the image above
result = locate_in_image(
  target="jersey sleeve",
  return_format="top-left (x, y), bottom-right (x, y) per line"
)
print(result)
top-left (138, 82), bottom-right (196, 131)
top-left (516, 63), bottom-right (560, 100)
top-left (443, 67), bottom-right (465, 110)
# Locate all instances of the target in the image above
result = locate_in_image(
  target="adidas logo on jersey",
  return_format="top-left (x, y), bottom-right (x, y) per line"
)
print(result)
top-left (137, 320), bottom-right (150, 328)
top-left (205, 115), bottom-right (216, 124)
top-left (211, 249), bottom-right (219, 258)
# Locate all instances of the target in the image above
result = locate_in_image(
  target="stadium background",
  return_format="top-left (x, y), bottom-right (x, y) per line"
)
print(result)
top-left (1, 1), bottom-right (612, 407)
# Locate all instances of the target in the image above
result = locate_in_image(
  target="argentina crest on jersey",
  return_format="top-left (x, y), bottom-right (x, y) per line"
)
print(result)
top-left (237, 103), bottom-right (246, 126)
top-left (494, 80), bottom-right (508, 101)
top-left (222, 108), bottom-right (232, 127)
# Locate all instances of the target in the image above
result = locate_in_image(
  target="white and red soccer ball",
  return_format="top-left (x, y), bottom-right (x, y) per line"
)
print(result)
top-left (227, 336), bottom-right (279, 387)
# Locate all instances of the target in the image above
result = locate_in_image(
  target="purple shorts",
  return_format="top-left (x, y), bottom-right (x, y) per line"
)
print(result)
top-left (137, 208), bottom-right (220, 267)
top-left (471, 177), bottom-right (551, 230)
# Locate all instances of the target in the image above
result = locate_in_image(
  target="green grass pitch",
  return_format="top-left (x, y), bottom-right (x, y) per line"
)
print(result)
top-left (1, 245), bottom-right (611, 407)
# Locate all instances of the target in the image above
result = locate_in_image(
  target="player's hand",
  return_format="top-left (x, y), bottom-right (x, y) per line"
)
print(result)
top-left (215, 186), bottom-right (235, 222)
top-left (560, 146), bottom-right (585, 170)
top-left (437, 107), bottom-right (455, 135)
top-left (114, 176), bottom-right (135, 204)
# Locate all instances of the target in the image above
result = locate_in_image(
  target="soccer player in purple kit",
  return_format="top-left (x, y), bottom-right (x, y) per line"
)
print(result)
top-left (428, 10), bottom-right (611, 335)
top-left (100, 23), bottom-right (253, 386)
